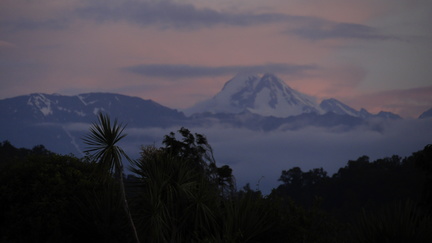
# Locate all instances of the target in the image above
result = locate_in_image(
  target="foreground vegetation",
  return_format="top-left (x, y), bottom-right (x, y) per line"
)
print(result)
top-left (1, 115), bottom-right (431, 242)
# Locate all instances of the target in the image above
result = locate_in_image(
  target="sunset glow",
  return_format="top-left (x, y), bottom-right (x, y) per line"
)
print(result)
top-left (1, 0), bottom-right (431, 117)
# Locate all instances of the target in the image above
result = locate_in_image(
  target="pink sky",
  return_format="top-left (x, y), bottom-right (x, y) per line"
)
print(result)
top-left (1, 0), bottom-right (431, 118)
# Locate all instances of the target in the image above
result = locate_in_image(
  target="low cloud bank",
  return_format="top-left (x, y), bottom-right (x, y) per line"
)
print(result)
top-left (118, 119), bottom-right (431, 194)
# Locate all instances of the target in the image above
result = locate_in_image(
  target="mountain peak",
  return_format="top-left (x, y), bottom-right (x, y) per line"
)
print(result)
top-left (185, 73), bottom-right (322, 117)
top-left (320, 98), bottom-right (359, 117)
top-left (319, 99), bottom-right (401, 119)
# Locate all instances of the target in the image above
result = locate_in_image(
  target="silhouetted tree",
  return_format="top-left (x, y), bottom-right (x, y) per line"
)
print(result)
top-left (131, 145), bottom-right (221, 241)
top-left (83, 113), bottom-right (140, 243)
top-left (411, 144), bottom-right (432, 208)
top-left (0, 148), bottom-right (103, 242)
top-left (162, 127), bottom-right (236, 196)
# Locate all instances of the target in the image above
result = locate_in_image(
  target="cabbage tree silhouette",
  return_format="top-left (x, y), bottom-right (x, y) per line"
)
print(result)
top-left (83, 113), bottom-right (140, 243)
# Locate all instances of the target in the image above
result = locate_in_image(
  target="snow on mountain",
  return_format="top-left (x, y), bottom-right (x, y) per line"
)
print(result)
top-left (373, 111), bottom-right (401, 120)
top-left (27, 93), bottom-right (54, 116)
top-left (319, 98), bottom-right (358, 117)
top-left (0, 92), bottom-right (187, 126)
top-left (184, 73), bottom-right (323, 118)
top-left (0, 92), bottom-right (190, 155)
top-left (319, 98), bottom-right (401, 119)
top-left (0, 89), bottom-right (405, 156)
top-left (184, 73), bottom-right (401, 120)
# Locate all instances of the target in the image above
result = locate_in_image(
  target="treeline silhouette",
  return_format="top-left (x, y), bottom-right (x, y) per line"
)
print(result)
top-left (1, 125), bottom-right (432, 242)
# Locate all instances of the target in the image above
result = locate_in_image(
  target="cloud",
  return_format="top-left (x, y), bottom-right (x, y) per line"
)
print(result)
top-left (196, 122), bottom-right (431, 193)
top-left (62, 122), bottom-right (92, 132)
top-left (1, 18), bottom-right (70, 33)
top-left (112, 119), bottom-right (432, 194)
top-left (76, 0), bottom-right (400, 41)
top-left (2, 0), bottom-right (399, 43)
top-left (289, 21), bottom-right (400, 41)
top-left (76, 0), bottom-right (295, 29)
top-left (0, 0), bottom-right (299, 33)
top-left (124, 63), bottom-right (317, 78)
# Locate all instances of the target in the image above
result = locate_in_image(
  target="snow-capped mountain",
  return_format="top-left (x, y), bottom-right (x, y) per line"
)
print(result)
top-left (184, 73), bottom-right (323, 118)
top-left (319, 98), bottom-right (401, 119)
top-left (0, 77), bottom-right (403, 156)
top-left (185, 73), bottom-right (400, 120)
top-left (0, 92), bottom-right (186, 127)
top-left (0, 93), bottom-right (189, 155)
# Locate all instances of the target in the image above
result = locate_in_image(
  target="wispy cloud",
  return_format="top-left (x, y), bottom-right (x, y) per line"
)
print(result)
top-left (289, 22), bottom-right (401, 41)
top-left (75, 0), bottom-right (399, 41)
top-left (75, 0), bottom-right (300, 29)
top-left (2, 0), bottom-right (399, 42)
top-left (124, 63), bottom-right (317, 78)
top-left (1, 18), bottom-right (70, 33)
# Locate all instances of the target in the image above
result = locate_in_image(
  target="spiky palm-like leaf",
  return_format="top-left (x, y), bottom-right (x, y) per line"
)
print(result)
top-left (83, 113), bottom-right (131, 178)
top-left (83, 113), bottom-right (140, 243)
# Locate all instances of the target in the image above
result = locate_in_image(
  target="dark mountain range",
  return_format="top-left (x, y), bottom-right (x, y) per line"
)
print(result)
top-left (0, 92), bottom-right (186, 127)
top-left (0, 93), bottom-right (189, 155)
top-left (0, 73), bottom-right (412, 155)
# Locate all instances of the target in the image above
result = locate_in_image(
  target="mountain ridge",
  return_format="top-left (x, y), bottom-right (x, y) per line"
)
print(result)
top-left (184, 73), bottom-right (400, 120)
top-left (0, 92), bottom-right (187, 127)
top-left (0, 73), bottom-right (406, 128)
top-left (0, 81), bottom-right (425, 156)
top-left (0, 92), bottom-right (191, 155)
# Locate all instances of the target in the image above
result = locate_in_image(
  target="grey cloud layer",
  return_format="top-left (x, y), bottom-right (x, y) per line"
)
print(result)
top-left (124, 63), bottom-right (317, 78)
top-left (75, 0), bottom-right (395, 40)
top-left (290, 22), bottom-right (400, 41)
top-left (119, 119), bottom-right (432, 194)
top-left (1, 0), bottom-right (398, 41)
top-left (76, 0), bottom-right (299, 28)
top-left (1, 18), bottom-right (70, 33)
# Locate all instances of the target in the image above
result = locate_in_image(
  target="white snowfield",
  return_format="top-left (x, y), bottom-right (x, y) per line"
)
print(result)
top-left (184, 73), bottom-right (323, 118)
